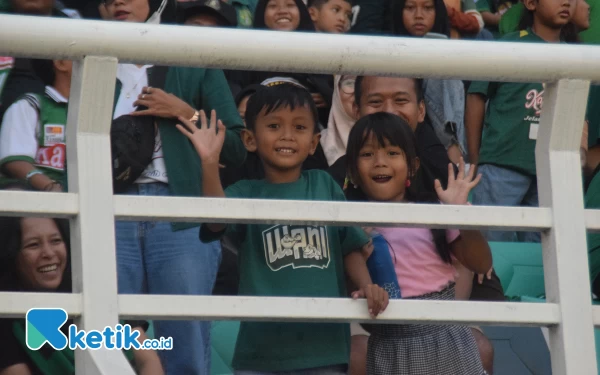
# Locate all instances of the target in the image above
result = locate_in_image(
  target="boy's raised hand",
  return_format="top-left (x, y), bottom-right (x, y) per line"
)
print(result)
top-left (176, 109), bottom-right (225, 165)
top-left (351, 284), bottom-right (389, 318)
top-left (435, 157), bottom-right (482, 206)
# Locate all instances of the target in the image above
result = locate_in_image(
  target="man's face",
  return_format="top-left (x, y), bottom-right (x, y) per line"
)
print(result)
top-left (11, 0), bottom-right (54, 15)
top-left (354, 76), bottom-right (425, 132)
top-left (104, 0), bottom-right (150, 23)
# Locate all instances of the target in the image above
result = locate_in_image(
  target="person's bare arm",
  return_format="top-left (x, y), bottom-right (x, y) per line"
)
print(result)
top-left (132, 329), bottom-right (164, 375)
top-left (176, 111), bottom-right (227, 233)
top-left (0, 364), bottom-right (33, 375)
top-left (481, 11), bottom-right (501, 26)
top-left (465, 93), bottom-right (486, 167)
top-left (344, 251), bottom-right (389, 317)
top-left (450, 231), bottom-right (492, 275)
top-left (3, 161), bottom-right (61, 192)
top-left (453, 259), bottom-right (474, 300)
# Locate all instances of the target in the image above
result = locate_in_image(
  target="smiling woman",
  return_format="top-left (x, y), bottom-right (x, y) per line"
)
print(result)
top-left (0, 214), bottom-right (164, 375)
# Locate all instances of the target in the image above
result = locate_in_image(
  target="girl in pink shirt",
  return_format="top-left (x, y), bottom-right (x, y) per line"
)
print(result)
top-left (345, 112), bottom-right (492, 375)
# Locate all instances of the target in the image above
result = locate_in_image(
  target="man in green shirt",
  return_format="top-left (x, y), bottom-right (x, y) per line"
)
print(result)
top-left (184, 84), bottom-right (388, 373)
top-left (466, 27), bottom-right (562, 242)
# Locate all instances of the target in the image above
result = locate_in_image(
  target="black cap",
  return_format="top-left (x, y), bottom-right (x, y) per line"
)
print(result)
top-left (177, 0), bottom-right (238, 26)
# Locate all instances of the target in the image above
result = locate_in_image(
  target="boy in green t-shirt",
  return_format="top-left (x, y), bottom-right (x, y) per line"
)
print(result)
top-left (465, 0), bottom-right (575, 242)
top-left (0, 59), bottom-right (71, 192)
top-left (178, 84), bottom-right (388, 374)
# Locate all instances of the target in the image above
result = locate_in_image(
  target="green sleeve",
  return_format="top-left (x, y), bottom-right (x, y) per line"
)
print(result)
top-left (586, 173), bottom-right (600, 282)
top-left (468, 80), bottom-right (491, 97)
top-left (462, 0), bottom-right (478, 12)
top-left (498, 2), bottom-right (523, 37)
top-left (476, 0), bottom-right (492, 13)
top-left (201, 69), bottom-right (246, 169)
top-left (199, 180), bottom-right (249, 243)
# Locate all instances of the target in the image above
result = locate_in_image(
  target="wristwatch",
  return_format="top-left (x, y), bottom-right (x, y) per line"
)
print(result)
top-left (189, 110), bottom-right (200, 124)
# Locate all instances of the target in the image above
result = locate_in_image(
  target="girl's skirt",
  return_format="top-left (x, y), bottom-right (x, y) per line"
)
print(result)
top-left (366, 284), bottom-right (486, 375)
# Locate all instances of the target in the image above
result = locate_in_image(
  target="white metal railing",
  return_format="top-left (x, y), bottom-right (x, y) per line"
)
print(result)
top-left (0, 14), bottom-right (598, 374)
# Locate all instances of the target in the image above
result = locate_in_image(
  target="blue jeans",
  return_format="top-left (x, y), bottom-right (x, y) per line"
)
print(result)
top-left (115, 183), bottom-right (221, 375)
top-left (472, 164), bottom-right (541, 242)
top-left (235, 364), bottom-right (347, 375)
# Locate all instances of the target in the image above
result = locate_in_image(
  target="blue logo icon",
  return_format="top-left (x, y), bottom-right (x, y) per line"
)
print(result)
top-left (26, 308), bottom-right (69, 350)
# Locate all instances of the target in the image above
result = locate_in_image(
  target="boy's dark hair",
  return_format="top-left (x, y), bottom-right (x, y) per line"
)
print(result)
top-left (354, 76), bottom-right (424, 107)
top-left (245, 84), bottom-right (320, 133)
top-left (345, 112), bottom-right (452, 264)
top-left (391, 0), bottom-right (450, 37)
top-left (307, 0), bottom-right (353, 8)
top-left (0, 216), bottom-right (72, 292)
top-left (31, 59), bottom-right (56, 86)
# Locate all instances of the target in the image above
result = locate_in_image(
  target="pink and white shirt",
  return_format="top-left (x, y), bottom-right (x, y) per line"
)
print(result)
top-left (375, 227), bottom-right (460, 298)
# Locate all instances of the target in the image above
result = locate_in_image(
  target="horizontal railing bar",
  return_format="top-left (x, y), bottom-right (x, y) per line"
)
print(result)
top-left (0, 292), bottom-right (82, 318)
top-left (1, 15), bottom-right (600, 83)
top-left (593, 306), bottom-right (600, 326)
top-left (118, 295), bottom-right (560, 326)
top-left (113, 195), bottom-right (553, 230)
top-left (586, 209), bottom-right (600, 232)
top-left (0, 191), bottom-right (78, 218)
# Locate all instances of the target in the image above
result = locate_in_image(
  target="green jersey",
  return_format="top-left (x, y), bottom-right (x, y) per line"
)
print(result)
top-left (200, 169), bottom-right (369, 372)
top-left (468, 29), bottom-right (545, 176)
top-left (0, 87), bottom-right (68, 184)
top-left (0, 57), bottom-right (13, 102)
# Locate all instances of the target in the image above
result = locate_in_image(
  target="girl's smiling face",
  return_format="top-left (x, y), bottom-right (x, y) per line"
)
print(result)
top-left (355, 134), bottom-right (412, 203)
top-left (403, 0), bottom-right (436, 36)
top-left (264, 0), bottom-right (301, 31)
top-left (16, 218), bottom-right (67, 291)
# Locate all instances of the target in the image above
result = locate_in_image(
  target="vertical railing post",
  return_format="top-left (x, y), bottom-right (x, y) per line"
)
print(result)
top-left (66, 56), bottom-right (135, 374)
top-left (535, 79), bottom-right (597, 373)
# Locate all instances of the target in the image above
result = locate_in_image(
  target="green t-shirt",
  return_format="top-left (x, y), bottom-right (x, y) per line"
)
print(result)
top-left (586, 171), bottom-right (600, 284)
top-left (201, 169), bottom-right (369, 372)
top-left (478, 0), bottom-right (516, 37)
top-left (0, 57), bottom-right (13, 102)
top-left (498, 2), bottom-right (523, 37)
top-left (468, 29), bottom-right (545, 176)
top-left (578, 0), bottom-right (600, 44)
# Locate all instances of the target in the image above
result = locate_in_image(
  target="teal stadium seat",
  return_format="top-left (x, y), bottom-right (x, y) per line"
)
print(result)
top-left (489, 241), bottom-right (600, 374)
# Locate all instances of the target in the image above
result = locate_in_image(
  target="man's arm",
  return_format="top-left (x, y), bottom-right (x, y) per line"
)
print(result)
top-left (465, 93), bottom-right (486, 166)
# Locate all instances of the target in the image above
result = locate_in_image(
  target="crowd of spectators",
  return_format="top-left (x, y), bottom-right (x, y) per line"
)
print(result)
top-left (0, 0), bottom-right (598, 374)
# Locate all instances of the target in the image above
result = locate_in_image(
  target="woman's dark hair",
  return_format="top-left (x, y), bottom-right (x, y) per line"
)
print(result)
top-left (345, 112), bottom-right (452, 263)
top-left (0, 217), bottom-right (72, 292)
top-left (245, 84), bottom-right (320, 133)
top-left (253, 0), bottom-right (316, 31)
top-left (391, 0), bottom-right (451, 37)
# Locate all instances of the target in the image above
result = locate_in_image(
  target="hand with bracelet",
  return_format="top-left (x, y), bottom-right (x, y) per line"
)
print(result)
top-left (132, 86), bottom-right (197, 120)
top-left (26, 169), bottom-right (63, 192)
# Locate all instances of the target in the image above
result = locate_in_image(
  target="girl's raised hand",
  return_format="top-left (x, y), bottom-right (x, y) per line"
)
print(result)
top-left (434, 157), bottom-right (481, 205)
top-left (176, 109), bottom-right (226, 165)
